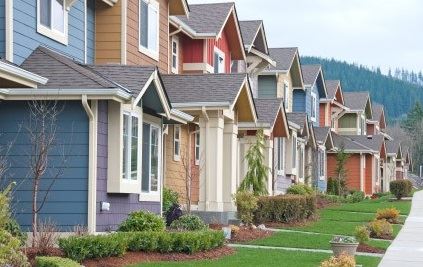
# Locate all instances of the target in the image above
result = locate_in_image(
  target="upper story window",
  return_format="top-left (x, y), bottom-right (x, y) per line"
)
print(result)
top-left (360, 115), bottom-right (366, 135)
top-left (195, 131), bottom-right (200, 165)
top-left (214, 48), bottom-right (225, 73)
top-left (37, 0), bottom-right (68, 44)
top-left (276, 137), bottom-right (284, 174)
top-left (311, 91), bottom-right (317, 122)
top-left (284, 81), bottom-right (289, 110)
top-left (139, 0), bottom-right (159, 60)
top-left (173, 125), bottom-right (181, 161)
top-left (171, 37), bottom-right (179, 74)
top-left (122, 112), bottom-right (140, 181)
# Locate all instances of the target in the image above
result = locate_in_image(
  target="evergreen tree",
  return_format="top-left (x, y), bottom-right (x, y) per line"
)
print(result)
top-left (401, 102), bottom-right (423, 133)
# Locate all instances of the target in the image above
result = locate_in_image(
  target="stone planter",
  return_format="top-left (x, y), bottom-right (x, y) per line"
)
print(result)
top-left (330, 241), bottom-right (359, 256)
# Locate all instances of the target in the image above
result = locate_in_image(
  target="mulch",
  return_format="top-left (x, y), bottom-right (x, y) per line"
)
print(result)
top-left (82, 246), bottom-right (235, 267)
top-left (23, 247), bottom-right (64, 266)
top-left (230, 226), bottom-right (273, 243)
top-left (357, 243), bottom-right (386, 254)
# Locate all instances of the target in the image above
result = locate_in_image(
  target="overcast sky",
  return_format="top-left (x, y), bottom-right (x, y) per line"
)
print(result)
top-left (189, 0), bottom-right (423, 73)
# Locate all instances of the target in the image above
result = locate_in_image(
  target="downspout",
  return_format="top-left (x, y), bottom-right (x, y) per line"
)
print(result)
top-left (82, 95), bottom-right (97, 234)
top-left (201, 107), bottom-right (209, 210)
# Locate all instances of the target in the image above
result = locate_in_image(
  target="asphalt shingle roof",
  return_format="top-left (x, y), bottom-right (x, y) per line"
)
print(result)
top-left (161, 73), bottom-right (247, 104)
top-left (21, 46), bottom-right (116, 89)
top-left (314, 127), bottom-right (331, 144)
top-left (239, 20), bottom-right (262, 48)
top-left (343, 135), bottom-right (385, 152)
top-left (343, 92), bottom-right (370, 111)
top-left (301, 65), bottom-right (321, 86)
top-left (325, 80), bottom-right (340, 100)
top-left (268, 48), bottom-right (297, 71)
top-left (331, 133), bottom-right (373, 152)
top-left (372, 103), bottom-right (384, 121)
top-left (174, 3), bottom-right (233, 34)
top-left (254, 98), bottom-right (283, 125)
top-left (386, 140), bottom-right (400, 155)
top-left (287, 112), bottom-right (307, 129)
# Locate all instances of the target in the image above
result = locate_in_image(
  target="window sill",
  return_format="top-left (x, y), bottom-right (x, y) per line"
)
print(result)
top-left (139, 192), bottom-right (160, 202)
top-left (107, 178), bottom-right (141, 194)
top-left (139, 46), bottom-right (159, 61)
top-left (37, 25), bottom-right (68, 45)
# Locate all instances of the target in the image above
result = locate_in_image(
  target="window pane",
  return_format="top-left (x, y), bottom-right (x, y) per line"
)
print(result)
top-left (52, 0), bottom-right (64, 33)
top-left (40, 0), bottom-right (51, 27)
top-left (122, 114), bottom-right (129, 179)
top-left (174, 141), bottom-right (179, 156)
top-left (131, 116), bottom-right (139, 180)
top-left (142, 123), bottom-right (151, 192)
top-left (172, 55), bottom-right (177, 69)
top-left (148, 6), bottom-right (158, 51)
top-left (150, 127), bottom-right (159, 192)
top-left (214, 53), bottom-right (219, 73)
top-left (140, 0), bottom-right (149, 48)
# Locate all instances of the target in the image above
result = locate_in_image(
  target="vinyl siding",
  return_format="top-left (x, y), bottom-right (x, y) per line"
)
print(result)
top-left (258, 75), bottom-right (277, 99)
top-left (0, 1), bottom-right (4, 58)
top-left (0, 101), bottom-right (89, 230)
top-left (293, 90), bottom-right (306, 112)
top-left (12, 0), bottom-right (94, 64)
top-left (339, 113), bottom-right (357, 128)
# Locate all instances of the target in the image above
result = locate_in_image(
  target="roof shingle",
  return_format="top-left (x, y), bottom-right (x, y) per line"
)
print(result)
top-left (255, 98), bottom-right (283, 125)
top-left (268, 48), bottom-right (298, 71)
top-left (314, 127), bottom-right (331, 144)
top-left (239, 20), bottom-right (262, 48)
top-left (343, 135), bottom-right (385, 152)
top-left (301, 65), bottom-right (321, 86)
top-left (372, 103), bottom-right (384, 121)
top-left (331, 133), bottom-right (373, 152)
top-left (343, 92), bottom-right (370, 111)
top-left (287, 112), bottom-right (307, 129)
top-left (325, 80), bottom-right (340, 100)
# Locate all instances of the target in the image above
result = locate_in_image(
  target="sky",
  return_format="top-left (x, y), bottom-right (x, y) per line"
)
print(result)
top-left (188, 0), bottom-right (423, 74)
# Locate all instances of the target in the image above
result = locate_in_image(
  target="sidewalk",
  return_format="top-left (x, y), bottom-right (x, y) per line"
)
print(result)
top-left (379, 190), bottom-right (423, 267)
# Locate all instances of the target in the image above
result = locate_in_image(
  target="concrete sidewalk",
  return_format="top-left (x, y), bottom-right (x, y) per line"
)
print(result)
top-left (379, 190), bottom-right (423, 267)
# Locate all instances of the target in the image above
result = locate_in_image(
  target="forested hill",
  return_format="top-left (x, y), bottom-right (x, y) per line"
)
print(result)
top-left (301, 56), bottom-right (423, 120)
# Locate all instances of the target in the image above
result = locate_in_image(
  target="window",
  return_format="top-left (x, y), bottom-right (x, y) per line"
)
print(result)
top-left (292, 136), bottom-right (297, 168)
top-left (139, 0), bottom-right (159, 60)
top-left (318, 149), bottom-right (325, 179)
top-left (276, 138), bottom-right (284, 173)
top-left (173, 126), bottom-right (181, 161)
top-left (37, 0), bottom-right (68, 44)
top-left (122, 112), bottom-right (140, 180)
top-left (141, 123), bottom-right (160, 193)
top-left (171, 37), bottom-right (179, 73)
top-left (311, 92), bottom-right (317, 121)
top-left (360, 115), bottom-right (366, 135)
top-left (284, 82), bottom-right (289, 110)
top-left (214, 48), bottom-right (225, 73)
top-left (195, 132), bottom-right (200, 165)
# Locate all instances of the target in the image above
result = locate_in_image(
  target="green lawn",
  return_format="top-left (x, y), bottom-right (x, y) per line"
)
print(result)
top-left (249, 231), bottom-right (390, 250)
top-left (129, 248), bottom-right (381, 267)
top-left (326, 198), bottom-right (411, 215)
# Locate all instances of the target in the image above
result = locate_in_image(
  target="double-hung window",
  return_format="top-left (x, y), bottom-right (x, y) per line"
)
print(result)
top-left (171, 37), bottom-right (179, 73)
top-left (214, 48), bottom-right (225, 73)
top-left (173, 126), bottom-right (181, 161)
top-left (139, 0), bottom-right (159, 60)
top-left (195, 132), bottom-right (200, 165)
top-left (37, 0), bottom-right (68, 44)
top-left (276, 137), bottom-right (284, 175)
top-left (311, 92), bottom-right (317, 121)
top-left (122, 112), bottom-right (140, 181)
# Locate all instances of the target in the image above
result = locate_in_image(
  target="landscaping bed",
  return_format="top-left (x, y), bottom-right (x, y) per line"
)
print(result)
top-left (357, 243), bottom-right (385, 254)
top-left (82, 246), bottom-right (235, 267)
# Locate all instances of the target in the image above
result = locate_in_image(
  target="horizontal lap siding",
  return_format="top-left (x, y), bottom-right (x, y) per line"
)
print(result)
top-left (126, 0), bottom-right (169, 73)
top-left (0, 2), bottom-right (4, 58)
top-left (0, 101), bottom-right (89, 231)
top-left (96, 101), bottom-right (160, 232)
top-left (293, 90), bottom-right (306, 112)
top-left (327, 153), bottom-right (361, 191)
top-left (365, 154), bottom-right (373, 194)
top-left (13, 0), bottom-right (93, 64)
top-left (95, 0), bottom-right (121, 63)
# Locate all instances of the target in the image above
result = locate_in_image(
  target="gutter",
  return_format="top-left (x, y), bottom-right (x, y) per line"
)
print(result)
top-left (172, 102), bottom-right (231, 110)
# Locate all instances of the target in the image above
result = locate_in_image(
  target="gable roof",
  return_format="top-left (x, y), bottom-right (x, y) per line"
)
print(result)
top-left (386, 140), bottom-right (401, 156)
top-left (255, 98), bottom-right (283, 125)
top-left (331, 133), bottom-right (373, 153)
top-left (287, 112), bottom-right (307, 129)
top-left (343, 92), bottom-right (370, 111)
top-left (344, 135), bottom-right (385, 153)
top-left (239, 20), bottom-right (262, 49)
top-left (301, 65), bottom-right (321, 86)
top-left (314, 127), bottom-right (330, 144)
top-left (371, 103), bottom-right (387, 129)
top-left (268, 48), bottom-right (298, 71)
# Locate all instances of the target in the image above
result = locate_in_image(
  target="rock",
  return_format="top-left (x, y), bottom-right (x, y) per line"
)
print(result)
top-left (251, 224), bottom-right (257, 229)
top-left (258, 224), bottom-right (266, 230)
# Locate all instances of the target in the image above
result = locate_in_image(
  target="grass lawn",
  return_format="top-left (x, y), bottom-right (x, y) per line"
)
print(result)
top-left (326, 198), bottom-right (411, 215)
top-left (249, 231), bottom-right (391, 250)
top-left (129, 248), bottom-right (381, 267)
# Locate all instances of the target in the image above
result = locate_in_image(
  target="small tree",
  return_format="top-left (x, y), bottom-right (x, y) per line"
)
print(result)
top-left (335, 145), bottom-right (349, 196)
top-left (239, 129), bottom-right (269, 196)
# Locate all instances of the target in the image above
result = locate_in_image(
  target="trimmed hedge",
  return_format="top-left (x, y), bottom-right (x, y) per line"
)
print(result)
top-left (59, 230), bottom-right (225, 262)
top-left (118, 211), bottom-right (165, 232)
top-left (169, 214), bottom-right (208, 231)
top-left (35, 256), bottom-right (80, 267)
top-left (390, 180), bottom-right (413, 200)
top-left (286, 184), bottom-right (314, 195)
top-left (254, 194), bottom-right (316, 223)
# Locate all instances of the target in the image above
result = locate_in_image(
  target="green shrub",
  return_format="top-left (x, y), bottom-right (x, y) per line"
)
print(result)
top-left (35, 256), bottom-right (80, 267)
top-left (170, 214), bottom-right (208, 231)
top-left (117, 211), bottom-right (165, 232)
top-left (390, 180), bottom-right (413, 200)
top-left (326, 177), bottom-right (338, 195)
top-left (233, 191), bottom-right (258, 225)
top-left (354, 225), bottom-right (370, 244)
top-left (6, 219), bottom-right (27, 245)
top-left (348, 191), bottom-right (365, 203)
top-left (255, 194), bottom-right (316, 223)
top-left (58, 233), bottom-right (127, 262)
top-left (0, 229), bottom-right (30, 267)
top-left (287, 184), bottom-right (314, 195)
top-left (367, 219), bottom-right (393, 239)
top-left (163, 188), bottom-right (179, 214)
top-left (376, 208), bottom-right (400, 224)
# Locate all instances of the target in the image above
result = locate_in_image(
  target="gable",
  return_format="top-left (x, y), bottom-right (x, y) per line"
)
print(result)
top-left (290, 53), bottom-right (304, 88)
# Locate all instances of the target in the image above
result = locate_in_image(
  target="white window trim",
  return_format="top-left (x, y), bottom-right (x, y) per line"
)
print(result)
top-left (276, 137), bottom-right (284, 175)
top-left (139, 119), bottom-right (162, 201)
top-left (214, 47), bottom-right (225, 73)
top-left (36, 0), bottom-right (69, 45)
top-left (171, 36), bottom-right (179, 74)
top-left (292, 136), bottom-right (297, 169)
top-left (138, 0), bottom-right (160, 61)
top-left (194, 131), bottom-right (200, 166)
top-left (122, 110), bottom-right (142, 183)
top-left (310, 91), bottom-right (317, 122)
top-left (318, 148), bottom-right (326, 180)
top-left (173, 125), bottom-right (181, 161)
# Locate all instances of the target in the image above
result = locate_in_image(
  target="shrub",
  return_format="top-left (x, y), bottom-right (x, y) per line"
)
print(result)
top-left (286, 184), bottom-right (314, 195)
top-left (165, 204), bottom-right (183, 226)
top-left (367, 219), bottom-right (393, 239)
top-left (170, 214), bottom-right (208, 231)
top-left (35, 256), bottom-right (80, 267)
top-left (320, 252), bottom-right (355, 267)
top-left (163, 188), bottom-right (179, 214)
top-left (354, 225), bottom-right (370, 244)
top-left (118, 211), bottom-right (165, 232)
top-left (33, 219), bottom-right (59, 255)
top-left (390, 180), bottom-right (413, 200)
top-left (376, 208), bottom-right (400, 224)
top-left (349, 191), bottom-right (365, 203)
top-left (0, 229), bottom-right (30, 267)
top-left (6, 218), bottom-right (27, 246)
top-left (327, 177), bottom-right (339, 195)
top-left (255, 194), bottom-right (316, 223)
top-left (58, 233), bottom-right (127, 262)
top-left (233, 191), bottom-right (258, 225)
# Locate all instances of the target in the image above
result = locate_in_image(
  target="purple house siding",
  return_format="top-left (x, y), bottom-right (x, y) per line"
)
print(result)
top-left (96, 101), bottom-right (160, 232)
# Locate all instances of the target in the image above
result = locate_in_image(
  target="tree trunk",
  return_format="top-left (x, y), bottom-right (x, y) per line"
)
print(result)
top-left (32, 178), bottom-right (39, 247)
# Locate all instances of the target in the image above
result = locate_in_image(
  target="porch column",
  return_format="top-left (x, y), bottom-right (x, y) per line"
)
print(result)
top-left (222, 121), bottom-right (238, 211)
top-left (198, 113), bottom-right (224, 212)
top-left (264, 138), bottom-right (273, 195)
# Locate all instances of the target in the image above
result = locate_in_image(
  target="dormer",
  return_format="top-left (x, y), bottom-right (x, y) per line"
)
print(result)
top-left (339, 92), bottom-right (372, 135)
top-left (367, 103), bottom-right (387, 135)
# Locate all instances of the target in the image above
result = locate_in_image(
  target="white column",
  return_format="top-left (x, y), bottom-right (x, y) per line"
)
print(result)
top-left (222, 122), bottom-right (238, 211)
top-left (198, 113), bottom-right (224, 212)
top-left (264, 138), bottom-right (273, 195)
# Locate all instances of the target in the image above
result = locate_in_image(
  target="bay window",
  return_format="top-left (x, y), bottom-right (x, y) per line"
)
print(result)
top-left (37, 0), bottom-right (68, 44)
top-left (139, 0), bottom-right (159, 60)
top-left (122, 112), bottom-right (140, 181)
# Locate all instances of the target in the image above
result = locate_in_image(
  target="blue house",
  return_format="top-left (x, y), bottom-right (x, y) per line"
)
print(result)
top-left (293, 65), bottom-right (327, 127)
